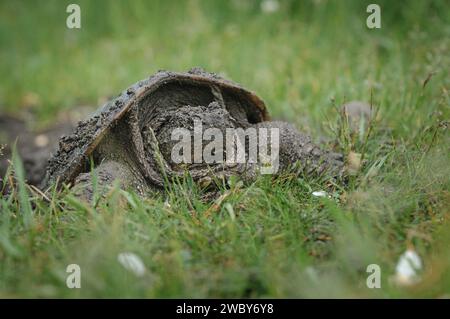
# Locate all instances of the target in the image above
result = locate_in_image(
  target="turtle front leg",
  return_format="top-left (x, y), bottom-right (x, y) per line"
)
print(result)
top-left (73, 160), bottom-right (145, 201)
top-left (254, 121), bottom-right (344, 179)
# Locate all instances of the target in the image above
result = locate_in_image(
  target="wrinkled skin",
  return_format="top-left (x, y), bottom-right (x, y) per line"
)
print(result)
top-left (41, 68), bottom-right (345, 200)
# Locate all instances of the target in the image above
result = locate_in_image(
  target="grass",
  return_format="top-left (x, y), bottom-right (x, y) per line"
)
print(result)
top-left (0, 0), bottom-right (449, 298)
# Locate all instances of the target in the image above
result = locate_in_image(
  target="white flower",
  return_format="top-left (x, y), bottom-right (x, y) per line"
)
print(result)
top-left (261, 0), bottom-right (279, 13)
top-left (164, 199), bottom-right (171, 209)
top-left (393, 249), bottom-right (422, 286)
top-left (312, 190), bottom-right (328, 198)
top-left (117, 252), bottom-right (146, 277)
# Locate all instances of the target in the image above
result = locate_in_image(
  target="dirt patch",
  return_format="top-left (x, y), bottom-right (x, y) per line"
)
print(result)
top-left (0, 114), bottom-right (74, 186)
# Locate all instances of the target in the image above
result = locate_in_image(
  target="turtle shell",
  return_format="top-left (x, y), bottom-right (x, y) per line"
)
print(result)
top-left (43, 68), bottom-right (269, 188)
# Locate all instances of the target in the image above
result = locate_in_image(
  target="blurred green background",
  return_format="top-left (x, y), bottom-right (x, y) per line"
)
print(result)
top-left (0, 0), bottom-right (448, 132)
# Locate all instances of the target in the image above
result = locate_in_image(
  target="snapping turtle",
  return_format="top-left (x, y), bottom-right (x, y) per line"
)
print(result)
top-left (43, 68), bottom-right (343, 197)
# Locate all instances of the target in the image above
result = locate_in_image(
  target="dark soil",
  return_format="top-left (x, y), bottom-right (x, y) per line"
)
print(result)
top-left (0, 114), bottom-right (74, 186)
